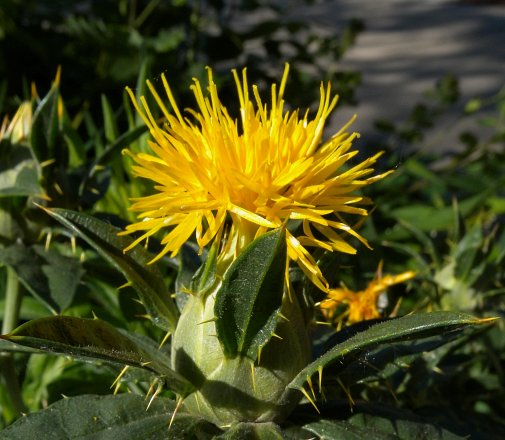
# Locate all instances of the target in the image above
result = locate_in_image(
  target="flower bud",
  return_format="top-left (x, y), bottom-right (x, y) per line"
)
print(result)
top-left (171, 288), bottom-right (310, 426)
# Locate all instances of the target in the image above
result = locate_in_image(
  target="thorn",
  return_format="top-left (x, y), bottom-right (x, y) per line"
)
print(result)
top-left (300, 386), bottom-right (320, 414)
top-left (70, 236), bottom-right (76, 255)
top-left (271, 332), bottom-right (283, 340)
top-left (79, 251), bottom-right (86, 263)
top-left (145, 380), bottom-right (156, 399)
top-left (197, 317), bottom-right (217, 325)
top-left (40, 158), bottom-right (56, 168)
top-left (44, 231), bottom-right (52, 252)
top-left (307, 376), bottom-right (316, 401)
top-left (146, 380), bottom-right (163, 411)
top-left (250, 361), bottom-right (256, 392)
top-left (168, 396), bottom-right (184, 429)
top-left (118, 281), bottom-right (133, 290)
top-left (54, 65), bottom-right (62, 87)
top-left (337, 377), bottom-right (355, 410)
top-left (314, 320), bottom-right (332, 326)
top-left (53, 182), bottom-right (64, 196)
top-left (158, 331), bottom-right (171, 349)
top-left (277, 312), bottom-right (289, 322)
top-left (257, 346), bottom-right (263, 365)
top-left (318, 366), bottom-right (323, 394)
top-left (91, 311), bottom-right (98, 319)
top-left (111, 366), bottom-right (129, 394)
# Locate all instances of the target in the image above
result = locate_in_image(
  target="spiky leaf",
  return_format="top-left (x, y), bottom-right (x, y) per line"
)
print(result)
top-left (0, 394), bottom-right (219, 440)
top-left (42, 207), bottom-right (179, 332)
top-left (214, 228), bottom-right (286, 359)
top-left (1, 316), bottom-right (194, 397)
top-left (288, 312), bottom-right (493, 391)
top-left (0, 243), bottom-right (83, 313)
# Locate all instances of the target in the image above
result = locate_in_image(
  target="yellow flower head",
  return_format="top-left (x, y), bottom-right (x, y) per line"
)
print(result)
top-left (320, 263), bottom-right (416, 324)
top-left (122, 65), bottom-right (391, 290)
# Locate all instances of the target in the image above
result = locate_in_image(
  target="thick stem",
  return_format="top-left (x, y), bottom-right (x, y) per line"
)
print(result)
top-left (1, 266), bottom-right (27, 416)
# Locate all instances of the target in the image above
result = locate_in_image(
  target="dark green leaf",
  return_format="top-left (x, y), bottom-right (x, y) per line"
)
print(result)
top-left (30, 82), bottom-right (59, 163)
top-left (348, 410), bottom-right (466, 440)
top-left (0, 394), bottom-right (219, 440)
top-left (2, 316), bottom-right (194, 397)
top-left (101, 94), bottom-right (119, 143)
top-left (302, 419), bottom-right (396, 440)
top-left (288, 312), bottom-right (492, 391)
top-left (42, 207), bottom-right (179, 332)
top-left (0, 243), bottom-right (83, 313)
top-left (216, 422), bottom-right (284, 439)
top-left (214, 228), bottom-right (286, 359)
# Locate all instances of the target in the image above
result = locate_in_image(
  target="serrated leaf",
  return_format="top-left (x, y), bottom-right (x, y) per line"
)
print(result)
top-left (0, 243), bottom-right (83, 313)
top-left (288, 312), bottom-right (493, 391)
top-left (42, 207), bottom-right (179, 332)
top-left (1, 316), bottom-right (194, 397)
top-left (214, 228), bottom-right (286, 359)
top-left (0, 394), bottom-right (219, 440)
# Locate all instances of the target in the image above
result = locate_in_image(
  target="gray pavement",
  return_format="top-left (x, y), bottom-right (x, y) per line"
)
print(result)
top-left (290, 0), bottom-right (505, 152)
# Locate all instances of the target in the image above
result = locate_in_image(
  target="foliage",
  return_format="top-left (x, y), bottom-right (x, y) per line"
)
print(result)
top-left (1, 1), bottom-right (505, 439)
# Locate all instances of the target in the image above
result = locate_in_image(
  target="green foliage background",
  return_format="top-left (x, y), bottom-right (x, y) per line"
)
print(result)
top-left (1, 0), bottom-right (504, 438)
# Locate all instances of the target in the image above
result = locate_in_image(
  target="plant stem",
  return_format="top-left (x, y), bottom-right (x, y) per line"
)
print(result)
top-left (1, 266), bottom-right (27, 416)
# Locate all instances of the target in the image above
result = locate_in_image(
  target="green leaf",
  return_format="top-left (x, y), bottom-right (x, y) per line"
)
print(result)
top-left (190, 237), bottom-right (219, 296)
top-left (30, 81), bottom-right (60, 163)
top-left (216, 422), bottom-right (284, 439)
top-left (42, 207), bottom-right (179, 332)
top-left (347, 408), bottom-right (467, 440)
top-left (0, 243), bottom-right (84, 313)
top-left (1, 316), bottom-right (194, 397)
top-left (288, 312), bottom-right (493, 391)
top-left (101, 94), bottom-right (119, 143)
top-left (0, 143), bottom-right (40, 197)
top-left (214, 228), bottom-right (286, 359)
top-left (0, 394), bottom-right (219, 440)
top-left (453, 224), bottom-right (483, 282)
top-left (302, 412), bottom-right (467, 440)
top-left (302, 419), bottom-right (396, 440)
top-left (389, 194), bottom-right (485, 233)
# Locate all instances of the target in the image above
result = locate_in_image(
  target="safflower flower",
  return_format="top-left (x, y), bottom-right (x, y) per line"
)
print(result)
top-left (320, 263), bottom-right (416, 324)
top-left (122, 65), bottom-right (391, 290)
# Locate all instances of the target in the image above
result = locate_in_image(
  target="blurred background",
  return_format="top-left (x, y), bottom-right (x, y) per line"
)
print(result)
top-left (1, 0), bottom-right (505, 436)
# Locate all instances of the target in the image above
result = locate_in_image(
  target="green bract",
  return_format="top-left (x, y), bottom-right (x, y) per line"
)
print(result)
top-left (172, 228), bottom-right (310, 425)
